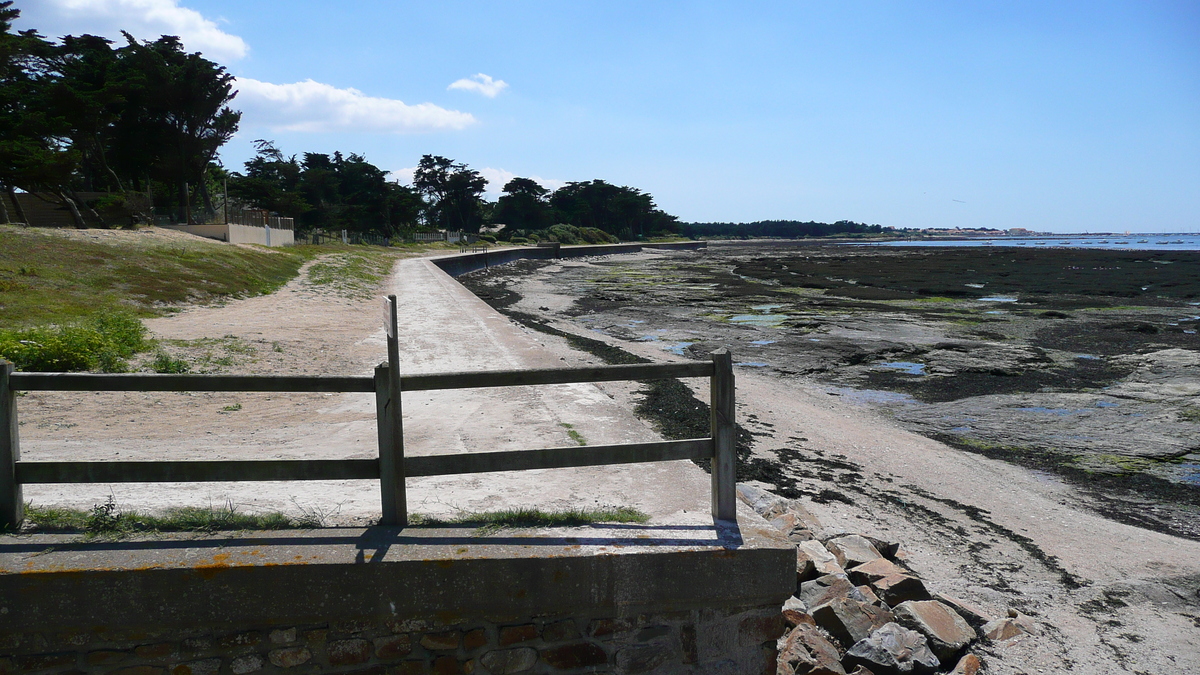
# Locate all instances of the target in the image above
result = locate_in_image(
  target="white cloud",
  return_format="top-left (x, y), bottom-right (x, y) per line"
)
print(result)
top-left (390, 167), bottom-right (417, 185)
top-left (22, 0), bottom-right (248, 61)
top-left (448, 73), bottom-right (509, 98)
top-left (235, 78), bottom-right (476, 133)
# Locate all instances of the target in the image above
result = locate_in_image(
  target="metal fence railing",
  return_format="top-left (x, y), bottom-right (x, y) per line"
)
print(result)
top-left (0, 297), bottom-right (736, 529)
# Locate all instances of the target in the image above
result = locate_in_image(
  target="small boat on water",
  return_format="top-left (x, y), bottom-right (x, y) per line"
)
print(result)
top-left (1138, 239), bottom-right (1149, 243)
top-left (1098, 240), bottom-right (1109, 243)
top-left (1170, 240), bottom-right (1184, 244)
top-left (1115, 240), bottom-right (1129, 244)
top-left (1156, 241), bottom-right (1170, 245)
top-left (1058, 241), bottom-right (1071, 245)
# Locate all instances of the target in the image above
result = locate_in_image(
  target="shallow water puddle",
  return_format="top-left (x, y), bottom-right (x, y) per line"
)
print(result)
top-left (662, 342), bottom-right (694, 355)
top-left (729, 314), bottom-right (789, 327)
top-left (749, 340), bottom-right (776, 345)
top-left (979, 296), bottom-right (1019, 303)
top-left (879, 361), bottom-right (927, 375)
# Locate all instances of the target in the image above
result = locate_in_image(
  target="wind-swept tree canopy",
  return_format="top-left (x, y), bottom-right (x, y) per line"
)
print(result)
top-left (548, 179), bottom-right (679, 240)
top-left (227, 140), bottom-right (422, 237)
top-left (492, 176), bottom-right (552, 230)
top-left (413, 154), bottom-right (488, 233)
top-left (0, 2), bottom-right (240, 226)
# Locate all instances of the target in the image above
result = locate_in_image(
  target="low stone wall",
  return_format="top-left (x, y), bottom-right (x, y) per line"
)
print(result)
top-left (1, 524), bottom-right (793, 675)
top-left (161, 223), bottom-right (294, 247)
top-left (1, 604), bottom-right (781, 675)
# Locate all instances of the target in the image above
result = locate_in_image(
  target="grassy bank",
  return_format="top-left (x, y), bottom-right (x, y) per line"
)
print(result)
top-left (0, 226), bottom-right (415, 371)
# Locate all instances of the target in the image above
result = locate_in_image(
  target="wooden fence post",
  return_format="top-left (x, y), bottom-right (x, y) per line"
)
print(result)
top-left (0, 361), bottom-right (23, 529)
top-left (377, 295), bottom-right (407, 526)
top-left (710, 349), bottom-right (736, 523)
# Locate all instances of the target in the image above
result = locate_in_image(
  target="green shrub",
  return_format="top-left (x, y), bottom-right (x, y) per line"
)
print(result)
top-left (477, 234), bottom-right (497, 244)
top-left (0, 314), bottom-right (148, 372)
top-left (151, 352), bottom-right (190, 374)
top-left (530, 224), bottom-right (619, 246)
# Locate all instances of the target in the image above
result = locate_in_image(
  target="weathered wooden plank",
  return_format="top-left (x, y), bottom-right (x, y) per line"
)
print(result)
top-left (7, 373), bottom-right (375, 393)
top-left (405, 438), bottom-right (713, 477)
top-left (0, 362), bottom-right (23, 528)
top-left (400, 361), bottom-right (713, 392)
top-left (15, 459), bottom-right (379, 484)
top-left (7, 363), bottom-right (711, 394)
top-left (710, 349), bottom-right (737, 522)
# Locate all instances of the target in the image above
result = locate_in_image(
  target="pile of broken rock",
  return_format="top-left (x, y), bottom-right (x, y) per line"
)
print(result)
top-left (737, 485), bottom-right (1035, 675)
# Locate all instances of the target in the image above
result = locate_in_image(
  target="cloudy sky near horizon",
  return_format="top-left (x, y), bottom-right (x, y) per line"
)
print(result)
top-left (15, 0), bottom-right (1200, 233)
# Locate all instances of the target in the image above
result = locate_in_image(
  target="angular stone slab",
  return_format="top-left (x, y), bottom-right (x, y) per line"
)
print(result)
top-left (799, 540), bottom-right (844, 583)
top-left (811, 597), bottom-right (894, 648)
top-left (801, 574), bottom-right (860, 611)
top-left (893, 600), bottom-right (975, 665)
top-left (933, 593), bottom-right (995, 630)
top-left (825, 534), bottom-right (884, 568)
top-left (848, 557), bottom-right (909, 586)
top-left (778, 623), bottom-right (847, 675)
top-left (869, 573), bottom-right (930, 606)
top-left (844, 622), bottom-right (940, 675)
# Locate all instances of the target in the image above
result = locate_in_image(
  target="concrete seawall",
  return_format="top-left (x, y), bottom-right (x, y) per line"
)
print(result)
top-left (431, 241), bottom-right (706, 277)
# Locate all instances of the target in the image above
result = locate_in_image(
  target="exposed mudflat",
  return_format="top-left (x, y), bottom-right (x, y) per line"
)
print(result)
top-left (459, 241), bottom-right (1200, 674)
top-left (461, 241), bottom-right (1200, 541)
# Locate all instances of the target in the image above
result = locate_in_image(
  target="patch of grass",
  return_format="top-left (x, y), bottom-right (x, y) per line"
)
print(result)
top-left (0, 313), bottom-right (148, 372)
top-left (18, 498), bottom-right (323, 536)
top-left (220, 403), bottom-right (242, 413)
top-left (560, 422), bottom-right (587, 446)
top-left (410, 506), bottom-right (649, 534)
top-left (0, 226), bottom-right (313, 328)
top-left (151, 351), bottom-right (190, 373)
top-left (306, 250), bottom-right (402, 299)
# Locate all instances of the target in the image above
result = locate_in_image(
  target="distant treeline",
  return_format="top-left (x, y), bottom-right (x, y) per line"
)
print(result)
top-left (680, 220), bottom-right (890, 239)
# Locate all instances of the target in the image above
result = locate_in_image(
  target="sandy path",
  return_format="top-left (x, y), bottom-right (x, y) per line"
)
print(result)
top-left (18, 252), bottom-right (713, 529)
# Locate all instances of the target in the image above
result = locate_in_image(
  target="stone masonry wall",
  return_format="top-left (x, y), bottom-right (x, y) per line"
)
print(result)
top-left (0, 604), bottom-right (781, 675)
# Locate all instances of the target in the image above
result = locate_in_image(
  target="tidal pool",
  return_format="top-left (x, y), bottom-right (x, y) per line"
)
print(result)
top-left (880, 361), bottom-right (927, 375)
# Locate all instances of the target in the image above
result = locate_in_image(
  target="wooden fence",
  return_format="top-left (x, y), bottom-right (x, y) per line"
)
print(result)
top-left (0, 304), bottom-right (736, 529)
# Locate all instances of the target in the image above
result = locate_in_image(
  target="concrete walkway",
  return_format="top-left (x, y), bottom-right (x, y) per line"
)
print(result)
top-left (383, 258), bottom-right (715, 525)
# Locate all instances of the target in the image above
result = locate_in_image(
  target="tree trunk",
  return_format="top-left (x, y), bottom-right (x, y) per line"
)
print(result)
top-left (57, 191), bottom-right (87, 229)
top-left (6, 187), bottom-right (27, 225)
top-left (199, 180), bottom-right (215, 218)
top-left (178, 179), bottom-right (190, 224)
top-left (0, 186), bottom-right (9, 224)
top-left (71, 189), bottom-right (108, 228)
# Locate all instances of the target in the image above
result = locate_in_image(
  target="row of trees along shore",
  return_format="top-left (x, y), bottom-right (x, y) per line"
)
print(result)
top-left (229, 146), bottom-right (683, 243)
top-left (2, 1), bottom-right (889, 242)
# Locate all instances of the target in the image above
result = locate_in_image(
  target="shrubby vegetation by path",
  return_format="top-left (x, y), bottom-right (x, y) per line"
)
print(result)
top-left (0, 313), bottom-right (146, 371)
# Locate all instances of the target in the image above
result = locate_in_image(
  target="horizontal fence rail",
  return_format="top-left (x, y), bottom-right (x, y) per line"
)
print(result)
top-left (0, 332), bottom-right (737, 529)
top-left (8, 362), bottom-right (711, 394)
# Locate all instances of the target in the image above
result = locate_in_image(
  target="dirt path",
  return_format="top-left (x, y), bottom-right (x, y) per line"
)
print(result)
top-left (18, 249), bottom-right (714, 529)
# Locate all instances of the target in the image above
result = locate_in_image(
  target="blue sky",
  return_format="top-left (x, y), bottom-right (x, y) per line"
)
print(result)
top-left (16, 1), bottom-right (1200, 233)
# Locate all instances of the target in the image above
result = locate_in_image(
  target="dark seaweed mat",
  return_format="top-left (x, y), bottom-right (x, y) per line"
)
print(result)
top-left (733, 247), bottom-right (1200, 307)
top-left (865, 358), bottom-right (1135, 403)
